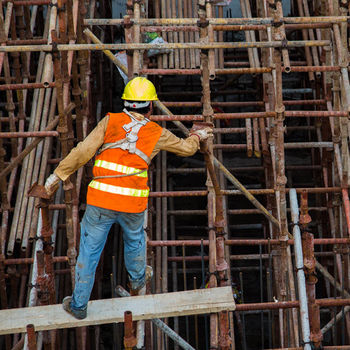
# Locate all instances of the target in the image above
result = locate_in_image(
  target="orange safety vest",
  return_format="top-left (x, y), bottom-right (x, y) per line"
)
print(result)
top-left (87, 111), bottom-right (163, 213)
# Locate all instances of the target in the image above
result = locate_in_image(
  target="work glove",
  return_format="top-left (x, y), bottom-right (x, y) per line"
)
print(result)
top-left (189, 127), bottom-right (213, 141)
top-left (45, 173), bottom-right (60, 195)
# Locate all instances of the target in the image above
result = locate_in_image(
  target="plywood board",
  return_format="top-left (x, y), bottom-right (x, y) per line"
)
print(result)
top-left (0, 286), bottom-right (235, 335)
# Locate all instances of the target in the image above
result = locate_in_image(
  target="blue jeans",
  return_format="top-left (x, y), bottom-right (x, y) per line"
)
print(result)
top-left (71, 204), bottom-right (146, 312)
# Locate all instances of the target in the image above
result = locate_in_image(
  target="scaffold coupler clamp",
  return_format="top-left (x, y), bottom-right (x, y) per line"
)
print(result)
top-left (51, 39), bottom-right (60, 60)
top-left (219, 333), bottom-right (232, 349)
top-left (289, 221), bottom-right (308, 234)
top-left (67, 248), bottom-right (77, 266)
top-left (301, 339), bottom-right (322, 349)
top-left (207, 269), bottom-right (222, 284)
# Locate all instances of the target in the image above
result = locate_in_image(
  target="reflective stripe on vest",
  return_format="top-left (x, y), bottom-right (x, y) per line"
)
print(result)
top-left (89, 180), bottom-right (149, 197)
top-left (94, 159), bottom-right (148, 178)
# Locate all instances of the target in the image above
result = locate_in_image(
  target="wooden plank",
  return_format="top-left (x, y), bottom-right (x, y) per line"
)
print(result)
top-left (0, 286), bottom-right (235, 335)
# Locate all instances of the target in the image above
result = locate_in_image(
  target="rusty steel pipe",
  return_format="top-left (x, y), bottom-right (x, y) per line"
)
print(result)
top-left (267, 347), bottom-right (350, 350)
top-left (259, 117), bottom-right (269, 155)
top-left (246, 118), bottom-right (253, 157)
top-left (0, 2), bottom-right (13, 76)
top-left (235, 298), bottom-right (350, 312)
top-left (213, 24), bottom-right (268, 31)
top-left (218, 310), bottom-right (232, 350)
top-left (149, 110), bottom-right (348, 122)
top-left (152, 186), bottom-right (341, 197)
top-left (2, 0), bottom-right (65, 3)
top-left (253, 117), bottom-right (261, 157)
top-left (4, 256), bottom-right (68, 265)
top-left (52, 29), bottom-right (78, 284)
top-left (132, 0), bottom-right (140, 77)
top-left (141, 68), bottom-right (201, 75)
top-left (124, 311), bottom-right (137, 350)
top-left (123, 15), bottom-right (134, 81)
top-left (83, 16), bottom-right (349, 26)
top-left (0, 81), bottom-right (56, 91)
top-left (27, 324), bottom-right (37, 350)
top-left (140, 25), bottom-right (199, 32)
top-left (7, 39), bottom-right (48, 45)
top-left (36, 250), bottom-right (49, 306)
top-left (0, 39), bottom-right (332, 53)
top-left (310, 304), bottom-right (323, 347)
top-left (165, 251), bottom-right (334, 263)
top-left (164, 208), bottom-right (330, 216)
top-left (341, 188), bottom-right (350, 236)
top-left (284, 22), bottom-right (333, 29)
top-left (0, 131), bottom-right (59, 138)
top-left (147, 238), bottom-right (350, 247)
top-left (285, 66), bottom-right (340, 72)
top-left (213, 142), bottom-right (333, 151)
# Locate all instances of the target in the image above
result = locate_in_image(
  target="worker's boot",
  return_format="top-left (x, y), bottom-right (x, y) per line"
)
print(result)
top-left (62, 296), bottom-right (87, 320)
top-left (130, 265), bottom-right (153, 292)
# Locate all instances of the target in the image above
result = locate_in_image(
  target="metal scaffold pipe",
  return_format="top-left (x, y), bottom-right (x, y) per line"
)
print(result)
top-left (83, 16), bottom-right (350, 26)
top-left (289, 189), bottom-right (312, 350)
top-left (0, 39), bottom-right (331, 52)
top-left (210, 154), bottom-right (280, 228)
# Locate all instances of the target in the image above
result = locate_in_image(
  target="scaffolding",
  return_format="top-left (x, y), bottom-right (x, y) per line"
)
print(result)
top-left (1, 0), bottom-right (350, 348)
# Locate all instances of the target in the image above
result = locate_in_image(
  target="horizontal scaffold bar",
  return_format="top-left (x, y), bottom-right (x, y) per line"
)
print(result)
top-left (147, 238), bottom-right (350, 247)
top-left (0, 40), bottom-right (331, 53)
top-left (235, 298), bottom-right (350, 312)
top-left (0, 131), bottom-right (59, 138)
top-left (83, 16), bottom-right (349, 26)
top-left (133, 23), bottom-right (334, 32)
top-left (149, 110), bottom-right (348, 121)
top-left (140, 66), bottom-right (341, 76)
top-left (214, 142), bottom-right (334, 150)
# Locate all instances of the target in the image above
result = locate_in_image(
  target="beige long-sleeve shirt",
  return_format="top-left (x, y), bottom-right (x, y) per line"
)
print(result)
top-left (55, 113), bottom-right (200, 181)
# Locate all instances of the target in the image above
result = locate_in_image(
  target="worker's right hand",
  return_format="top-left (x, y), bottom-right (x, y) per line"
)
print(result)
top-left (45, 173), bottom-right (60, 195)
top-left (190, 127), bottom-right (213, 141)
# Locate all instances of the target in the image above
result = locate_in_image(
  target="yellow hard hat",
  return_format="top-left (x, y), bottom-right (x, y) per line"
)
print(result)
top-left (122, 77), bottom-right (158, 101)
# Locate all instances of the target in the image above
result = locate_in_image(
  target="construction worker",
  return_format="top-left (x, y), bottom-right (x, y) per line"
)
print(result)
top-left (45, 77), bottom-right (213, 319)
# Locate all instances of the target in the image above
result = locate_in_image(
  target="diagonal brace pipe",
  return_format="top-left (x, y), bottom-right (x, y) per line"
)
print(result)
top-left (209, 153), bottom-right (280, 228)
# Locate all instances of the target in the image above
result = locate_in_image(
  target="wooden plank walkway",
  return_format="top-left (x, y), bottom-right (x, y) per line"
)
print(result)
top-left (0, 286), bottom-right (235, 335)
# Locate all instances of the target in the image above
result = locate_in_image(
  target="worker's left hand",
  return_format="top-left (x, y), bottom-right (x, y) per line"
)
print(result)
top-left (190, 127), bottom-right (213, 141)
top-left (45, 173), bottom-right (60, 195)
